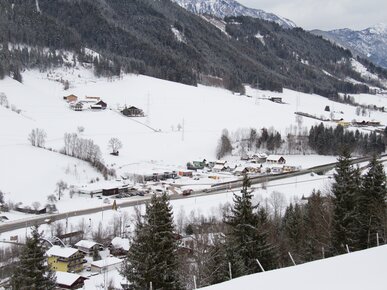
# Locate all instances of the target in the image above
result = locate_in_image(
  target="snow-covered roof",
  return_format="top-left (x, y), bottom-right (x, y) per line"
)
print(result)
top-left (55, 271), bottom-right (84, 286)
top-left (267, 155), bottom-right (285, 161)
top-left (91, 257), bottom-right (123, 268)
top-left (111, 237), bottom-right (130, 251)
top-left (75, 240), bottom-right (98, 249)
top-left (213, 164), bottom-right (227, 170)
top-left (46, 245), bottom-right (79, 258)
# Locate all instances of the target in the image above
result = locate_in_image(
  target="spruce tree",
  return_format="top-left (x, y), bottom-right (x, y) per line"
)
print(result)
top-left (283, 203), bottom-right (306, 263)
top-left (224, 175), bottom-right (275, 278)
top-left (331, 150), bottom-right (361, 254)
top-left (358, 155), bottom-right (387, 248)
top-left (10, 225), bottom-right (56, 290)
top-left (123, 193), bottom-right (182, 290)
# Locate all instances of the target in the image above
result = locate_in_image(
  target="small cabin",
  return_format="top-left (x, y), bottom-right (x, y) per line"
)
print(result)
top-left (122, 106), bottom-right (144, 117)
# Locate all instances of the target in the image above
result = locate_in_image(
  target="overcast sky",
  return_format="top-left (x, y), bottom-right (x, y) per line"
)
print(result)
top-left (238, 0), bottom-right (387, 30)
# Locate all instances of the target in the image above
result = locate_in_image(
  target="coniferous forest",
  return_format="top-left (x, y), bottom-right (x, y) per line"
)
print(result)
top-left (0, 0), bottom-right (386, 96)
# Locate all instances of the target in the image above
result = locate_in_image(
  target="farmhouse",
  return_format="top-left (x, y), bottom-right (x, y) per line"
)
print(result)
top-left (91, 257), bottom-right (123, 273)
top-left (71, 102), bottom-right (84, 111)
top-left (64, 94), bottom-right (78, 103)
top-left (121, 106), bottom-right (144, 117)
top-left (266, 155), bottom-right (286, 164)
top-left (46, 246), bottom-right (84, 273)
top-left (178, 170), bottom-right (193, 178)
top-left (55, 271), bottom-right (88, 289)
top-left (212, 164), bottom-right (229, 173)
top-left (74, 240), bottom-right (101, 255)
top-left (95, 100), bottom-right (107, 109)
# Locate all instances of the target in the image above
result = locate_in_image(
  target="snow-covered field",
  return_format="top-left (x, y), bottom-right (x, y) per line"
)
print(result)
top-left (200, 244), bottom-right (387, 290)
top-left (0, 67), bottom-right (386, 213)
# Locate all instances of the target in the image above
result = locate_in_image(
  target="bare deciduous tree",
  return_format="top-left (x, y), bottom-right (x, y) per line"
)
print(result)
top-left (47, 194), bottom-right (57, 203)
top-left (0, 93), bottom-right (8, 107)
top-left (28, 128), bottom-right (47, 147)
top-left (108, 137), bottom-right (123, 155)
top-left (55, 180), bottom-right (68, 201)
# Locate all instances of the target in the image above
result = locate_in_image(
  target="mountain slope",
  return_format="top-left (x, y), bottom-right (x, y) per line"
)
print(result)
top-left (0, 0), bottom-right (385, 98)
top-left (172, 0), bottom-right (296, 29)
top-left (311, 23), bottom-right (387, 69)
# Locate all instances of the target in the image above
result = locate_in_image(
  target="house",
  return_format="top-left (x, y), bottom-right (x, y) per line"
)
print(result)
top-left (110, 237), bottom-right (130, 256)
top-left (64, 94), bottom-right (78, 103)
top-left (271, 166), bottom-right (283, 174)
top-left (252, 153), bottom-right (267, 164)
top-left (91, 257), bottom-right (123, 273)
top-left (121, 106), bottom-right (144, 117)
top-left (74, 240), bottom-right (101, 255)
top-left (178, 171), bottom-right (193, 178)
top-left (266, 155), bottom-right (286, 164)
top-left (212, 164), bottom-right (228, 173)
top-left (187, 161), bottom-right (205, 170)
top-left (95, 100), bottom-right (107, 109)
top-left (233, 166), bottom-right (249, 176)
top-left (46, 246), bottom-right (84, 273)
top-left (102, 188), bottom-right (119, 196)
top-left (283, 165), bottom-right (300, 173)
top-left (55, 271), bottom-right (88, 289)
top-left (15, 205), bottom-right (47, 215)
top-left (72, 102), bottom-right (84, 111)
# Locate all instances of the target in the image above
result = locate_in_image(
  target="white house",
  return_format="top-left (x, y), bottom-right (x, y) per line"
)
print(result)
top-left (91, 257), bottom-right (123, 273)
top-left (266, 155), bottom-right (286, 164)
top-left (75, 240), bottom-right (101, 255)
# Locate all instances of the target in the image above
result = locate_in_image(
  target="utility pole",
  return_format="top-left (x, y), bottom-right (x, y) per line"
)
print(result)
top-left (228, 262), bottom-right (232, 280)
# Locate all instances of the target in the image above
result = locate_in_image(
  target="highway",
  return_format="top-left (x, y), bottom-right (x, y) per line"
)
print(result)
top-left (0, 154), bottom-right (385, 235)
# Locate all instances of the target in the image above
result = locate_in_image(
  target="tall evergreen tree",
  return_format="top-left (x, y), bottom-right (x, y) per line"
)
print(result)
top-left (10, 225), bottom-right (56, 290)
top-left (224, 175), bottom-right (275, 278)
top-left (123, 193), bottom-right (182, 290)
top-left (357, 155), bottom-right (387, 248)
top-left (331, 150), bottom-right (361, 254)
top-left (282, 203), bottom-right (306, 263)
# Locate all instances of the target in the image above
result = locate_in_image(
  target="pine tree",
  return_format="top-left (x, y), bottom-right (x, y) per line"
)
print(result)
top-left (200, 240), bottom-right (229, 286)
top-left (282, 203), bottom-right (306, 263)
top-left (357, 155), bottom-right (387, 248)
top-left (224, 175), bottom-right (275, 277)
top-left (123, 193), bottom-right (182, 290)
top-left (331, 150), bottom-right (361, 254)
top-left (10, 225), bottom-right (56, 290)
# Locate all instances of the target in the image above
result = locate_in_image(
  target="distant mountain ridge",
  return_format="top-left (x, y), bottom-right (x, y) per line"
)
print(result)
top-left (311, 23), bottom-right (387, 69)
top-left (172, 0), bottom-right (296, 29)
top-left (0, 0), bottom-right (385, 98)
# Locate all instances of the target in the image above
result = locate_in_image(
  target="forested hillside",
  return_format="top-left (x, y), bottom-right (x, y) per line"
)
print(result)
top-left (0, 0), bottom-right (385, 97)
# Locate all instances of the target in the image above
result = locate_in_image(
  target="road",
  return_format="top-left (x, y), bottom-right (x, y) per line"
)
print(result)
top-left (1, 154), bottom-right (385, 234)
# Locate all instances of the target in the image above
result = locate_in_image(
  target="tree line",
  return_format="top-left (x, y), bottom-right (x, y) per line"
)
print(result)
top-left (309, 123), bottom-right (385, 155)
